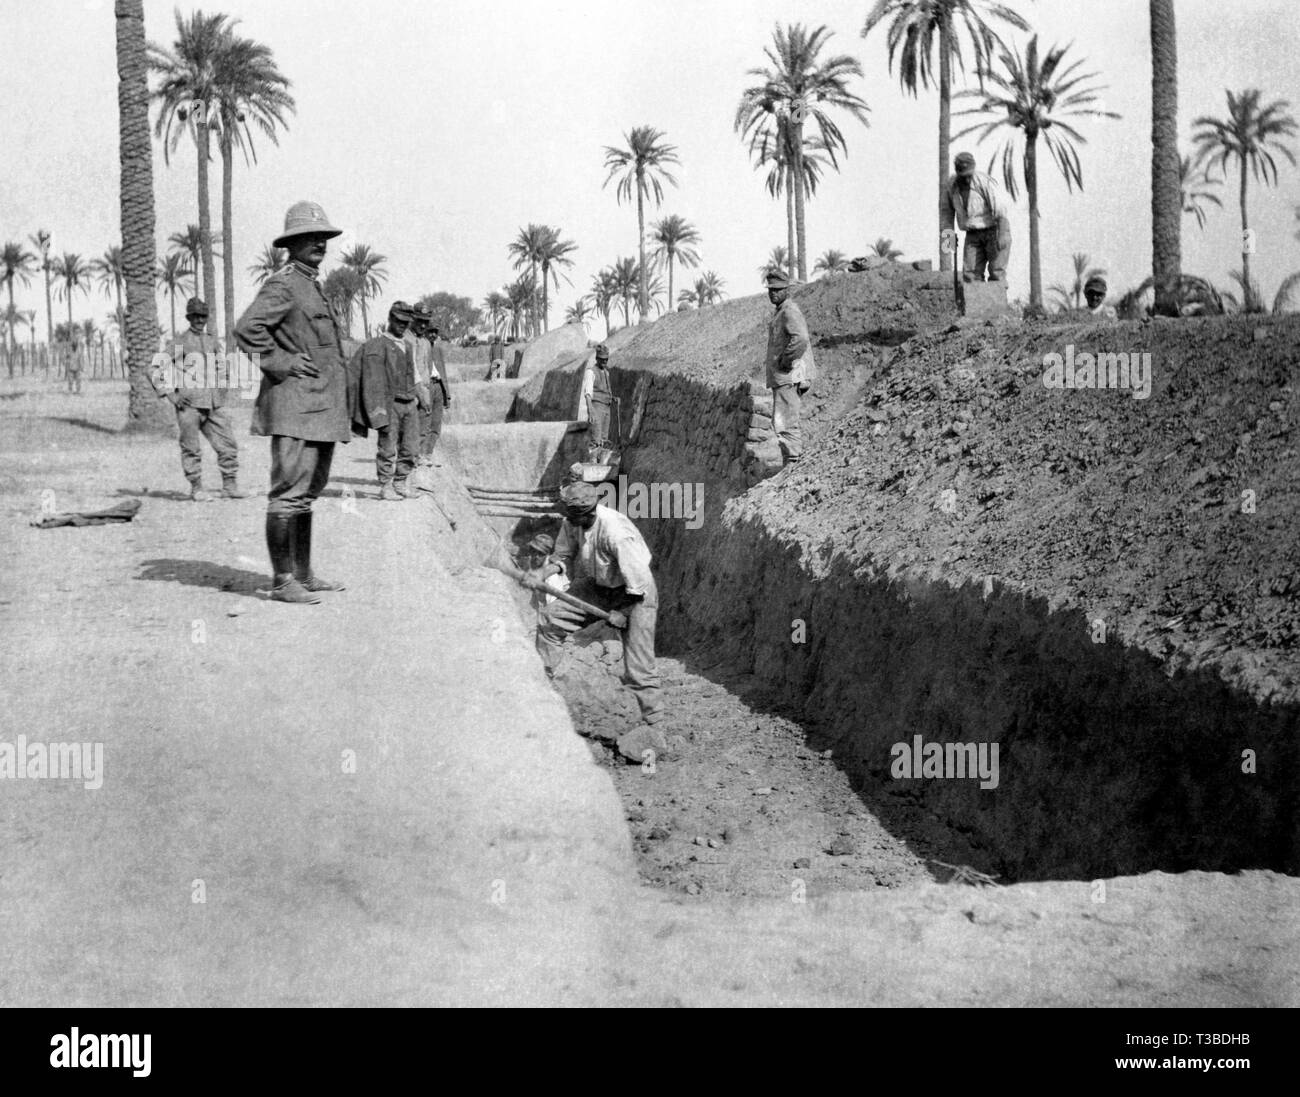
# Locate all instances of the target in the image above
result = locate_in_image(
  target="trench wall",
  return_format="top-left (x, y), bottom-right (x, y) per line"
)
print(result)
top-left (576, 286), bottom-right (1298, 881)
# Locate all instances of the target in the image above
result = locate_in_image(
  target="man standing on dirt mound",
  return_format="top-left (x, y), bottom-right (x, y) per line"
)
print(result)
top-left (765, 269), bottom-right (814, 468)
top-left (234, 201), bottom-right (350, 605)
top-left (535, 481), bottom-right (666, 762)
top-left (942, 151), bottom-right (1012, 283)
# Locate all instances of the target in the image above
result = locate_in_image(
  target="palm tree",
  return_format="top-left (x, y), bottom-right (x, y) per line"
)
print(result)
top-left (564, 297), bottom-right (592, 325)
top-left (150, 10), bottom-right (235, 334)
top-left (156, 252), bottom-right (194, 337)
top-left (51, 254), bottom-right (91, 342)
top-left (537, 226), bottom-right (577, 333)
top-left (869, 237), bottom-right (904, 260)
top-left (608, 257), bottom-right (641, 328)
top-left (814, 249), bottom-right (849, 276)
top-left (1150, 0), bottom-right (1181, 316)
top-left (210, 29), bottom-right (295, 340)
top-left (602, 126), bottom-right (681, 318)
top-left (955, 36), bottom-right (1120, 308)
top-left (694, 271), bottom-right (727, 306)
top-left (29, 229), bottom-right (54, 348)
top-left (649, 214), bottom-right (702, 309)
top-left (736, 23), bottom-right (870, 281)
top-left (322, 267), bottom-right (364, 338)
top-left (862, 0), bottom-right (1028, 272)
top-left (90, 245), bottom-right (126, 319)
top-left (167, 224), bottom-right (209, 286)
top-left (248, 244), bottom-right (286, 285)
top-left (1179, 155), bottom-right (1223, 231)
top-left (1192, 88), bottom-right (1298, 311)
top-left (504, 276), bottom-right (534, 340)
top-left (506, 224), bottom-right (550, 338)
top-left (482, 290), bottom-right (509, 338)
top-left (641, 273), bottom-right (668, 319)
top-left (23, 309), bottom-right (37, 355)
top-left (1272, 270), bottom-right (1300, 314)
top-left (589, 269), bottom-right (618, 338)
top-left (1, 305), bottom-right (27, 367)
top-left (1, 241), bottom-right (38, 361)
top-left (118, 0), bottom-right (169, 426)
top-left (761, 246), bottom-right (791, 277)
top-left (339, 244), bottom-right (388, 338)
top-left (676, 288), bottom-right (697, 308)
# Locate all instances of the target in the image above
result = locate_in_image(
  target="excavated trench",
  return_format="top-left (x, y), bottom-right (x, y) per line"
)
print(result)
top-left (437, 282), bottom-right (1299, 898)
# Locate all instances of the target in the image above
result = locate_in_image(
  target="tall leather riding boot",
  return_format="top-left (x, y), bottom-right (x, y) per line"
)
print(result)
top-left (266, 513), bottom-right (319, 604)
top-left (293, 512), bottom-right (346, 593)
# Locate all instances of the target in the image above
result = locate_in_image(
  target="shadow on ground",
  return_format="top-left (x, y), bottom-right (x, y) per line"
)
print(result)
top-left (135, 558), bottom-right (267, 597)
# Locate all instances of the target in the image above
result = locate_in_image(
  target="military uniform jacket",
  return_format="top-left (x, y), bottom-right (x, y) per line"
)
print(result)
top-left (234, 263), bottom-right (351, 442)
top-left (156, 328), bottom-right (232, 409)
top-left (765, 298), bottom-right (815, 389)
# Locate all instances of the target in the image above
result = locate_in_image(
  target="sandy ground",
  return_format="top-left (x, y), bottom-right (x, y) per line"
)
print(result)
top-left (2, 378), bottom-right (1296, 1008)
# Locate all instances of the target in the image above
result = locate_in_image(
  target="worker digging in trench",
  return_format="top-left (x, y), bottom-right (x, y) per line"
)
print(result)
top-left (529, 481), bottom-right (667, 763)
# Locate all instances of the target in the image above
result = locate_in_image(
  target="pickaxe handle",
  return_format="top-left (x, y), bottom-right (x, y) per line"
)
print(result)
top-left (492, 558), bottom-right (622, 626)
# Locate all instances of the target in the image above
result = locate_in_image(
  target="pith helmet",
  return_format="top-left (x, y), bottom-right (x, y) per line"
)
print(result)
top-left (273, 201), bottom-right (343, 248)
top-left (185, 297), bottom-right (209, 317)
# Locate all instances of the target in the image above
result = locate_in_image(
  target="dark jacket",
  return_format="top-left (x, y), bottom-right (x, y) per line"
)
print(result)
top-left (347, 332), bottom-right (409, 434)
top-left (233, 263), bottom-right (351, 442)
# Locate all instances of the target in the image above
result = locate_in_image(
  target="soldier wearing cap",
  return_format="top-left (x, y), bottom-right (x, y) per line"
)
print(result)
top-left (535, 481), bottom-right (666, 761)
top-left (412, 307), bottom-right (450, 468)
top-left (355, 300), bottom-right (420, 500)
top-left (153, 296), bottom-right (247, 502)
top-left (580, 343), bottom-right (614, 444)
top-left (233, 200), bottom-right (350, 604)
top-left (1083, 275), bottom-right (1117, 320)
top-left (941, 151), bottom-right (1013, 283)
top-left (764, 269), bottom-right (814, 467)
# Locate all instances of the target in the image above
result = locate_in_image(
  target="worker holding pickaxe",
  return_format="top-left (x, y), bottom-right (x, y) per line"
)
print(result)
top-left (533, 481), bottom-right (666, 761)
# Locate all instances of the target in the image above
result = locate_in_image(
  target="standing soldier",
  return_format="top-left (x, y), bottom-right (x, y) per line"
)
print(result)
top-left (764, 269), bottom-right (814, 467)
top-left (406, 303), bottom-right (435, 477)
top-left (233, 201), bottom-right (350, 604)
top-left (941, 151), bottom-right (1013, 283)
top-left (579, 343), bottom-right (614, 443)
top-left (152, 296), bottom-right (248, 501)
top-left (534, 481), bottom-right (666, 761)
top-left (423, 321), bottom-right (451, 467)
top-left (357, 301), bottom-right (419, 500)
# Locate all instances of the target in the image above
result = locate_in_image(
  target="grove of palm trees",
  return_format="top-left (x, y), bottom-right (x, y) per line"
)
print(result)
top-left (1, 1), bottom-right (1297, 1028)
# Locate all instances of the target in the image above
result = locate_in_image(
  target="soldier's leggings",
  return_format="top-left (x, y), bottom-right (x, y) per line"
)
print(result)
top-left (267, 436), bottom-right (335, 516)
top-left (536, 578), bottom-right (664, 724)
top-left (176, 403), bottom-right (239, 486)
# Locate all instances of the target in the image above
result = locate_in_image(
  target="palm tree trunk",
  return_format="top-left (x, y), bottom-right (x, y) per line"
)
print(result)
top-left (1150, 0), bottom-right (1181, 316)
top-left (221, 132), bottom-right (235, 343)
top-left (636, 168), bottom-right (648, 319)
top-left (542, 262), bottom-right (550, 332)
top-left (197, 119), bottom-right (216, 336)
top-left (1239, 160), bottom-right (1252, 308)
top-left (793, 120), bottom-right (807, 282)
top-left (6, 282), bottom-right (15, 360)
top-left (938, 15), bottom-right (953, 273)
top-left (785, 170), bottom-right (795, 277)
top-left (359, 295), bottom-right (370, 340)
top-left (169, 289), bottom-right (177, 337)
top-left (114, 0), bottom-right (167, 428)
top-left (42, 259), bottom-right (53, 348)
top-left (1027, 136), bottom-right (1042, 308)
top-left (667, 255), bottom-right (675, 311)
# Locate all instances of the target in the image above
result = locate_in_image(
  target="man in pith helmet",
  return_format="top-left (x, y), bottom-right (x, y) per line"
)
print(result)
top-left (233, 200), bottom-right (350, 604)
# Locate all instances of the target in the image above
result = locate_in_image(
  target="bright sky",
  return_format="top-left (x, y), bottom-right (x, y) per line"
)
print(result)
top-left (3, 0), bottom-right (1300, 332)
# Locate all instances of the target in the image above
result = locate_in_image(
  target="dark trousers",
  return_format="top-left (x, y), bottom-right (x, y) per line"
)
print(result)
top-left (377, 397), bottom-right (420, 483)
top-left (962, 225), bottom-right (1010, 282)
top-left (66, 369), bottom-right (82, 394)
top-left (419, 388), bottom-right (445, 458)
top-left (267, 436), bottom-right (334, 517)
top-left (536, 578), bottom-right (664, 724)
top-left (176, 402), bottom-right (238, 485)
